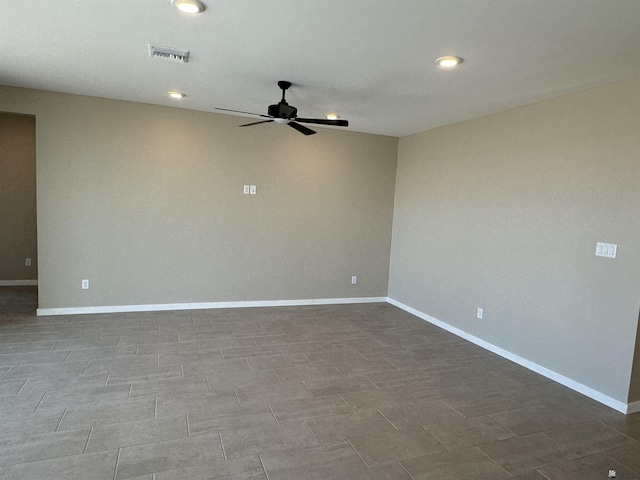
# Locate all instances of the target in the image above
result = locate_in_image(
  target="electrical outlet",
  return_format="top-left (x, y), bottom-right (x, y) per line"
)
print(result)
top-left (243, 185), bottom-right (250, 195)
top-left (25, 258), bottom-right (32, 267)
top-left (351, 276), bottom-right (357, 285)
top-left (81, 279), bottom-right (90, 290)
top-left (477, 308), bottom-right (483, 319)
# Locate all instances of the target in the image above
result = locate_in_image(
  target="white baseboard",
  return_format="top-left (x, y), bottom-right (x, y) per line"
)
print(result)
top-left (36, 296), bottom-right (388, 316)
top-left (387, 297), bottom-right (633, 415)
top-left (0, 280), bottom-right (38, 286)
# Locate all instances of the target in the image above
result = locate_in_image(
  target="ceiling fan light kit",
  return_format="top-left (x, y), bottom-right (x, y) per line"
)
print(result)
top-left (216, 80), bottom-right (349, 136)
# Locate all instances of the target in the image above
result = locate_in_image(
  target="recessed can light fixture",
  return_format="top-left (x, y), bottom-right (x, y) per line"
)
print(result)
top-left (436, 56), bottom-right (463, 68)
top-left (168, 91), bottom-right (186, 99)
top-left (326, 113), bottom-right (339, 121)
top-left (172, 0), bottom-right (205, 14)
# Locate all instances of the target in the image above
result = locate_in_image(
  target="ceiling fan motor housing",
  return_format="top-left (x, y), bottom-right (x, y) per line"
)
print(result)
top-left (268, 102), bottom-right (297, 119)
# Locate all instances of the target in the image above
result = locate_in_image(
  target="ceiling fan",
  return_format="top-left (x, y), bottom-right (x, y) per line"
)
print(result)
top-left (216, 81), bottom-right (349, 136)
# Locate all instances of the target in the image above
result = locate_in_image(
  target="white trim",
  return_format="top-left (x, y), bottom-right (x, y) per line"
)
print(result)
top-left (0, 280), bottom-right (38, 286)
top-left (387, 297), bottom-right (632, 415)
top-left (36, 296), bottom-right (388, 316)
top-left (627, 401), bottom-right (640, 415)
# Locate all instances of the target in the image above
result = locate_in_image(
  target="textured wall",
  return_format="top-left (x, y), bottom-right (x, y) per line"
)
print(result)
top-left (0, 87), bottom-right (397, 309)
top-left (0, 113), bottom-right (37, 282)
top-left (389, 78), bottom-right (640, 403)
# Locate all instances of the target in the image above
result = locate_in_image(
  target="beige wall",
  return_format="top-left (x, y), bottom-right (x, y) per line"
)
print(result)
top-left (0, 113), bottom-right (37, 282)
top-left (0, 86), bottom-right (397, 309)
top-left (389, 77), bottom-right (640, 403)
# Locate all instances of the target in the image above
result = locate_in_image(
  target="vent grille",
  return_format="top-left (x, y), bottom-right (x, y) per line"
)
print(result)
top-left (148, 44), bottom-right (189, 63)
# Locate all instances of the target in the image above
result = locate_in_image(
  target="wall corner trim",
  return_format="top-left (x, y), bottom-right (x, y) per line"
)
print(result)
top-left (387, 297), bottom-right (633, 415)
top-left (36, 296), bottom-right (388, 316)
top-left (0, 280), bottom-right (38, 286)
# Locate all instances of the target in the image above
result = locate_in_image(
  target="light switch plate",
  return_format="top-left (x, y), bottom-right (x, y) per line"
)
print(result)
top-left (595, 242), bottom-right (617, 259)
top-left (249, 185), bottom-right (257, 195)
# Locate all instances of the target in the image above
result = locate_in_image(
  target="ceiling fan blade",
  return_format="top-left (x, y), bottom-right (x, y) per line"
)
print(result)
top-left (215, 107), bottom-right (271, 118)
top-left (239, 120), bottom-right (274, 127)
top-left (288, 122), bottom-right (316, 136)
top-left (295, 118), bottom-right (349, 127)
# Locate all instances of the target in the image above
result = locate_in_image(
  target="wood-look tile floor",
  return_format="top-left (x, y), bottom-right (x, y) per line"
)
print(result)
top-left (1, 286), bottom-right (639, 479)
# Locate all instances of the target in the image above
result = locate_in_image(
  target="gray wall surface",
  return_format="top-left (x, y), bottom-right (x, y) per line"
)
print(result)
top-left (0, 113), bottom-right (37, 281)
top-left (389, 77), bottom-right (640, 403)
top-left (0, 86), bottom-right (397, 309)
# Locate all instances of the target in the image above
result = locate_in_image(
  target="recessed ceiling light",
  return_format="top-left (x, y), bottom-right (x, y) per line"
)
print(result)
top-left (172, 0), bottom-right (205, 14)
top-left (326, 113), bottom-right (339, 120)
top-left (168, 91), bottom-right (186, 99)
top-left (435, 56), bottom-right (463, 68)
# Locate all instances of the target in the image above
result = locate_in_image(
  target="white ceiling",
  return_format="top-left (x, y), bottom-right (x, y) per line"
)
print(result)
top-left (2, 1), bottom-right (639, 137)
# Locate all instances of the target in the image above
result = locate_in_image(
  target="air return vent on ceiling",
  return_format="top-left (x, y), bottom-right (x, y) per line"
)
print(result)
top-left (148, 44), bottom-right (189, 63)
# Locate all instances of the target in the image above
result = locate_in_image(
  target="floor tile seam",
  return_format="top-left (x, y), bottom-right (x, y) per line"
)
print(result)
top-left (0, 358), bottom-right (72, 369)
top-left (275, 409), bottom-right (354, 424)
top-left (87, 424), bottom-right (191, 454)
top-left (473, 444), bottom-right (513, 477)
top-left (438, 398), bottom-right (467, 418)
top-left (535, 469), bottom-right (554, 480)
top-left (266, 401), bottom-right (280, 424)
top-left (83, 426), bottom-right (93, 453)
top-left (303, 419), bottom-right (321, 445)
top-left (397, 460), bottom-right (418, 480)
top-left (0, 448), bottom-right (89, 472)
top-left (218, 431), bottom-right (227, 460)
top-left (603, 450), bottom-right (640, 475)
top-left (186, 413), bottom-right (191, 437)
top-left (32, 391), bottom-right (46, 413)
top-left (14, 378), bottom-right (29, 395)
top-left (113, 447), bottom-right (121, 480)
top-left (538, 421), bottom-right (616, 458)
top-left (529, 431), bottom-right (584, 461)
top-left (375, 408), bottom-right (400, 431)
top-left (362, 372), bottom-right (381, 389)
top-left (55, 408), bottom-right (67, 431)
top-left (340, 438), bottom-right (371, 470)
top-left (232, 388), bottom-right (243, 406)
top-left (258, 453), bottom-right (271, 480)
top-left (593, 418), bottom-right (640, 444)
top-left (417, 423), bottom-right (451, 452)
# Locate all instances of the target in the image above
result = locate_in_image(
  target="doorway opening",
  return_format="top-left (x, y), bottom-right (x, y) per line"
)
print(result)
top-left (0, 112), bottom-right (38, 315)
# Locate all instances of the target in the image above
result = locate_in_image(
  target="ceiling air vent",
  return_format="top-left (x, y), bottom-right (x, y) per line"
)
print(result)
top-left (148, 44), bottom-right (189, 63)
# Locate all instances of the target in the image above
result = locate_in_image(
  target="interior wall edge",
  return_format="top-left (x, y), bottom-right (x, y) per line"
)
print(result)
top-left (388, 297), bottom-right (632, 415)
